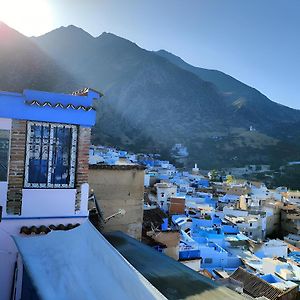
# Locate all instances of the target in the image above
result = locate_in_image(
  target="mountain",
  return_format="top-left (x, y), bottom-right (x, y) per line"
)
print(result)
top-left (1, 23), bottom-right (300, 168)
top-left (157, 50), bottom-right (300, 131)
top-left (33, 26), bottom-right (237, 158)
top-left (156, 50), bottom-right (300, 155)
top-left (0, 22), bottom-right (78, 93)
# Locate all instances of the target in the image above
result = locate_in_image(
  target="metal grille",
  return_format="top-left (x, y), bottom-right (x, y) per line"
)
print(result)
top-left (24, 122), bottom-right (77, 188)
top-left (0, 129), bottom-right (9, 181)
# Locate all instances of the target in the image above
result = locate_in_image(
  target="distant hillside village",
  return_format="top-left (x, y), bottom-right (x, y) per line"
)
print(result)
top-left (89, 144), bottom-right (300, 299)
top-left (1, 88), bottom-right (242, 300)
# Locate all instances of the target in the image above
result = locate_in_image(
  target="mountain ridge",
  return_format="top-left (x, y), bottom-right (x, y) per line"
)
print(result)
top-left (1, 22), bottom-right (300, 168)
top-left (0, 22), bottom-right (79, 93)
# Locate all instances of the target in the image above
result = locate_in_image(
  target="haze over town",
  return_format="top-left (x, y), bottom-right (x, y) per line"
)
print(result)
top-left (0, 0), bottom-right (299, 109)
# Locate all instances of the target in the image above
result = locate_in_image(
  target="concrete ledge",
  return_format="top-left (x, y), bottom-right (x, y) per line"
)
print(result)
top-left (89, 164), bottom-right (145, 171)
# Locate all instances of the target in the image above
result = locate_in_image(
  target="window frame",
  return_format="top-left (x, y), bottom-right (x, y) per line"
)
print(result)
top-left (24, 121), bottom-right (78, 189)
top-left (204, 258), bottom-right (213, 264)
top-left (0, 128), bottom-right (10, 182)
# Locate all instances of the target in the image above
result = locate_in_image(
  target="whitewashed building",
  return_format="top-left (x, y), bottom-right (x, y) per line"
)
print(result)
top-left (155, 182), bottom-right (177, 211)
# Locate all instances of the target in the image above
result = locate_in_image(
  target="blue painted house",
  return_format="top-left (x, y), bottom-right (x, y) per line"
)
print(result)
top-left (0, 88), bottom-right (102, 300)
top-left (0, 88), bottom-right (243, 300)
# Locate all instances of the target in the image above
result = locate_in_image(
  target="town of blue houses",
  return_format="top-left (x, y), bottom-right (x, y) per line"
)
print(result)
top-left (1, 2), bottom-right (300, 300)
top-left (1, 88), bottom-right (300, 300)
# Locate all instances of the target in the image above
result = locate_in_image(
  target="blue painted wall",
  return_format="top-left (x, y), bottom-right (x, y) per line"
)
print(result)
top-left (0, 89), bottom-right (101, 127)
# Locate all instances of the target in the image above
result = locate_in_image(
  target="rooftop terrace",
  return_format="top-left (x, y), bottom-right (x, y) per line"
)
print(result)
top-left (105, 231), bottom-right (243, 299)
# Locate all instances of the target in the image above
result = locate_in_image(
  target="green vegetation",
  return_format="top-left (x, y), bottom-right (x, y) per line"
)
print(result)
top-left (272, 165), bottom-right (300, 190)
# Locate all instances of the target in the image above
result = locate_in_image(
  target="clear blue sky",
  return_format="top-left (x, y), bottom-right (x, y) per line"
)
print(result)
top-left (1, 0), bottom-right (299, 108)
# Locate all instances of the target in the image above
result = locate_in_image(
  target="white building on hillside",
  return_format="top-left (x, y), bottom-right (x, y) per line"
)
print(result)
top-left (155, 182), bottom-right (177, 211)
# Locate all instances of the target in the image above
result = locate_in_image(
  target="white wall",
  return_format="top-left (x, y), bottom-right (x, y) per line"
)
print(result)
top-left (0, 118), bottom-right (11, 130)
top-left (0, 216), bottom-right (87, 300)
top-left (21, 189), bottom-right (79, 217)
top-left (181, 259), bottom-right (201, 272)
top-left (0, 182), bottom-right (8, 213)
top-left (157, 186), bottom-right (177, 211)
top-left (2, 184), bottom-right (89, 219)
top-left (0, 226), bottom-right (17, 300)
top-left (144, 174), bottom-right (150, 187)
top-left (223, 207), bottom-right (248, 217)
top-left (256, 241), bottom-right (288, 258)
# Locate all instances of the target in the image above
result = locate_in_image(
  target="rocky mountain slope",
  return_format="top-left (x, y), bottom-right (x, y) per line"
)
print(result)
top-left (157, 50), bottom-right (300, 138)
top-left (0, 22), bottom-right (78, 93)
top-left (1, 22), bottom-right (299, 168)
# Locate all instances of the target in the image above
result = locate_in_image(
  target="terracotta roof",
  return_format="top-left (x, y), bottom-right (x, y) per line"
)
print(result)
top-left (230, 268), bottom-right (282, 300)
top-left (200, 269), bottom-right (214, 280)
top-left (20, 223), bottom-right (80, 235)
top-left (169, 198), bottom-right (185, 215)
top-left (286, 242), bottom-right (300, 253)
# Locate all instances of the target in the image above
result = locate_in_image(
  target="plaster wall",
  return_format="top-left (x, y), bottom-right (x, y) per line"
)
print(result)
top-left (0, 182), bottom-right (7, 213)
top-left (181, 259), bottom-right (201, 272)
top-left (0, 118), bottom-right (12, 130)
top-left (21, 189), bottom-right (78, 217)
top-left (255, 242), bottom-right (288, 259)
top-left (89, 167), bottom-right (144, 240)
top-left (0, 216), bottom-right (87, 300)
top-left (156, 185), bottom-right (177, 211)
top-left (1, 184), bottom-right (89, 219)
top-left (144, 174), bottom-right (150, 187)
top-left (223, 207), bottom-right (248, 217)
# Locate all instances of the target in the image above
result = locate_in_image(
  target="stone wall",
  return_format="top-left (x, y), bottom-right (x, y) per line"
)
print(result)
top-left (6, 121), bottom-right (90, 215)
top-left (89, 165), bottom-right (145, 240)
top-left (75, 127), bottom-right (91, 211)
top-left (6, 120), bottom-right (26, 215)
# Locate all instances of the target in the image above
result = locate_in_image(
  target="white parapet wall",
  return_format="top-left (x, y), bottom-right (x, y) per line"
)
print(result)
top-left (0, 183), bottom-right (91, 300)
top-left (21, 189), bottom-right (78, 218)
top-left (0, 117), bottom-right (12, 130)
top-left (0, 182), bottom-right (8, 213)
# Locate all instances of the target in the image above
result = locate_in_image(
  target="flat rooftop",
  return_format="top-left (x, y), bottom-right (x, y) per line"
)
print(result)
top-left (105, 231), bottom-right (243, 300)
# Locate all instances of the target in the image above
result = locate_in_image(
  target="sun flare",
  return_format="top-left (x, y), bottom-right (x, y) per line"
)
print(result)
top-left (0, 0), bottom-right (53, 36)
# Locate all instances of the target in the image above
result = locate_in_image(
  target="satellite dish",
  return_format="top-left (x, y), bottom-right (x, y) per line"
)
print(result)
top-left (119, 209), bottom-right (126, 215)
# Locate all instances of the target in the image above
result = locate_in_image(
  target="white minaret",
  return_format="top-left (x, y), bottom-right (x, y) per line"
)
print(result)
top-left (192, 163), bottom-right (199, 175)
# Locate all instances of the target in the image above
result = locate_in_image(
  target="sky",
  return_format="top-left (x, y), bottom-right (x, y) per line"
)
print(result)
top-left (0, 0), bottom-right (299, 109)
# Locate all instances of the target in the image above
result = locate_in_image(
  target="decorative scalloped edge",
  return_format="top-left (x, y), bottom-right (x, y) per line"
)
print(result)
top-left (25, 100), bottom-right (95, 111)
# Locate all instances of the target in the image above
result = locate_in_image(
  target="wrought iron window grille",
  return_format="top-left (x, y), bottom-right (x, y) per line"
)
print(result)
top-left (24, 121), bottom-right (77, 188)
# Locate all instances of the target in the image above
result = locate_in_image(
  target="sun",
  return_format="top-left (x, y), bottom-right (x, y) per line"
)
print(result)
top-left (0, 0), bottom-right (54, 36)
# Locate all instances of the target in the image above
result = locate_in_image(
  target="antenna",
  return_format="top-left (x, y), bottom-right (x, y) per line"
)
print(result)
top-left (104, 208), bottom-right (126, 223)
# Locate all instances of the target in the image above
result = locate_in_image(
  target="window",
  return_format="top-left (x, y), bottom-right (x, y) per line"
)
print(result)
top-left (0, 129), bottom-right (10, 181)
top-left (204, 258), bottom-right (213, 264)
top-left (24, 122), bottom-right (77, 188)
